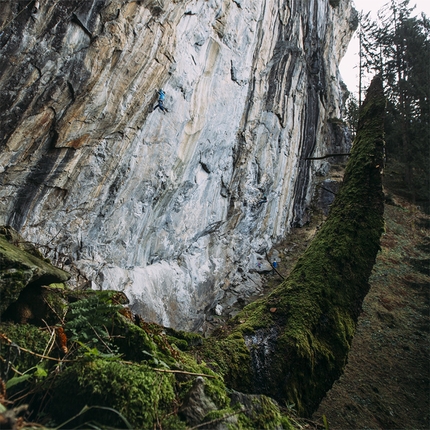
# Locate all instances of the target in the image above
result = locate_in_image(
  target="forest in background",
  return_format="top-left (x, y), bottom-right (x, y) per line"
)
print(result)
top-left (345, 0), bottom-right (429, 212)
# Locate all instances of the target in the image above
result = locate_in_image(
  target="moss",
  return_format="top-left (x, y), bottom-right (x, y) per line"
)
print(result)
top-left (0, 322), bottom-right (51, 382)
top-left (0, 267), bottom-right (31, 316)
top-left (1, 241), bottom-right (300, 428)
top-left (42, 286), bottom-right (69, 322)
top-left (203, 407), bottom-right (240, 427)
top-left (49, 359), bottom-right (185, 429)
top-left (45, 315), bottom-right (232, 429)
top-left (111, 315), bottom-right (203, 369)
top-left (196, 333), bottom-right (253, 393)
top-left (0, 288), bottom-right (300, 429)
top-left (202, 375), bottom-right (230, 410)
top-left (240, 395), bottom-right (295, 430)
top-left (78, 310), bottom-right (232, 424)
top-left (112, 317), bottom-right (160, 362)
top-left (0, 226), bottom-right (46, 260)
top-left (46, 283), bottom-right (66, 289)
top-left (0, 289), bottom-right (237, 429)
top-left (165, 326), bottom-right (203, 351)
top-left (245, 395), bottom-right (283, 429)
top-left (0, 235), bottom-right (70, 317)
top-left (173, 350), bottom-right (230, 411)
top-left (115, 321), bottom-right (232, 412)
top-left (202, 395), bottom-right (294, 430)
top-left (166, 336), bottom-right (189, 350)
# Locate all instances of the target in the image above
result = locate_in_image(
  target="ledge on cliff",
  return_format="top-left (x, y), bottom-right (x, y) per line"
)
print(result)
top-left (0, 226), bottom-right (70, 317)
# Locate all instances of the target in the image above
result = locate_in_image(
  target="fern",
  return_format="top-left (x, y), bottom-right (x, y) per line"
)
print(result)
top-left (64, 293), bottom-right (122, 355)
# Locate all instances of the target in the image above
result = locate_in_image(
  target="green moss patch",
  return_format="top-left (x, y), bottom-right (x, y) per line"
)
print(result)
top-left (0, 232), bottom-right (70, 316)
top-left (49, 359), bottom-right (183, 429)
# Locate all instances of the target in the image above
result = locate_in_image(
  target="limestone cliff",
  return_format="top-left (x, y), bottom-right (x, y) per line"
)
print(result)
top-left (0, 0), bottom-right (357, 330)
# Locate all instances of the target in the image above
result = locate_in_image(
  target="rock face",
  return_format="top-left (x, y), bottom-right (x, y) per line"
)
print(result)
top-left (0, 0), bottom-right (357, 330)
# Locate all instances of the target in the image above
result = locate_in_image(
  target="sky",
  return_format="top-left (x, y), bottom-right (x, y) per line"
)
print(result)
top-left (340, 0), bottom-right (430, 96)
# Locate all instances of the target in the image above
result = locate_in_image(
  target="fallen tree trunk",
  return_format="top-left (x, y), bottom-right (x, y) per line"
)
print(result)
top-left (196, 76), bottom-right (386, 416)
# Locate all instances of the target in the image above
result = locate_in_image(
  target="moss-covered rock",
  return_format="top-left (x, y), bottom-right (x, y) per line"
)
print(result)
top-left (230, 391), bottom-right (294, 430)
top-left (0, 270), bottom-right (295, 428)
top-left (35, 299), bottom-right (290, 429)
top-left (0, 228), bottom-right (70, 317)
top-left (48, 359), bottom-right (183, 429)
top-left (0, 226), bottom-right (47, 260)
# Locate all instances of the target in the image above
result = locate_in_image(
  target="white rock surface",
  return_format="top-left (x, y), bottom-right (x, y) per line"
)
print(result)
top-left (0, 0), bottom-right (357, 330)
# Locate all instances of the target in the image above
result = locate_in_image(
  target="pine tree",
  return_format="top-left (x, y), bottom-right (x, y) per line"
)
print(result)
top-left (357, 11), bottom-right (378, 106)
top-left (356, 0), bottom-right (429, 209)
top-left (345, 93), bottom-right (359, 135)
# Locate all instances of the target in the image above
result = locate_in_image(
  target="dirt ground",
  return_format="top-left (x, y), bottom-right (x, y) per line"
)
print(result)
top-left (208, 187), bottom-right (429, 430)
top-left (312, 196), bottom-right (430, 429)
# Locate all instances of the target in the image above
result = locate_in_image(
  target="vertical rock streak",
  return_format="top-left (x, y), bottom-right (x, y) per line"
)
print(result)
top-left (0, 0), bottom-right (356, 329)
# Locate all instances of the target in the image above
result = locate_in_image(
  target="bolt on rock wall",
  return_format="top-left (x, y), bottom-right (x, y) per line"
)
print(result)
top-left (0, 0), bottom-right (357, 330)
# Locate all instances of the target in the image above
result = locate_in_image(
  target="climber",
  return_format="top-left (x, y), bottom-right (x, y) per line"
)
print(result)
top-left (158, 89), bottom-right (165, 102)
top-left (154, 89), bottom-right (168, 113)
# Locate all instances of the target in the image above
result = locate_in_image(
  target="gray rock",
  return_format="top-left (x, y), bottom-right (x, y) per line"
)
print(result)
top-left (179, 376), bottom-right (217, 426)
top-left (0, 0), bottom-right (356, 330)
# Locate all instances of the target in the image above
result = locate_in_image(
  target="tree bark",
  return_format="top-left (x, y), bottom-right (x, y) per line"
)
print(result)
top-left (196, 77), bottom-right (386, 417)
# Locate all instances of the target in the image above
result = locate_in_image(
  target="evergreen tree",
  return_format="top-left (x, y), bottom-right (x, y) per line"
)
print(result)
top-left (357, 11), bottom-right (378, 105)
top-left (356, 0), bottom-right (429, 209)
top-left (345, 93), bottom-right (359, 135)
